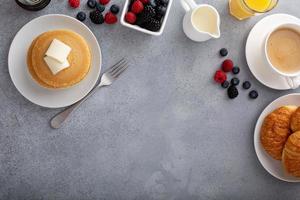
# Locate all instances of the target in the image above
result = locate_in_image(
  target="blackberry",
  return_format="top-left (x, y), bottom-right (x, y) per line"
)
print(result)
top-left (138, 5), bottom-right (156, 24)
top-left (142, 18), bottom-right (161, 32)
top-left (228, 86), bottom-right (239, 99)
top-left (90, 10), bottom-right (104, 24)
top-left (76, 12), bottom-right (86, 22)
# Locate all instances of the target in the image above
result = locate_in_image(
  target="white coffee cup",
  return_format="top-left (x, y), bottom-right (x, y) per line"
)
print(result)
top-left (181, 0), bottom-right (221, 42)
top-left (264, 23), bottom-right (300, 89)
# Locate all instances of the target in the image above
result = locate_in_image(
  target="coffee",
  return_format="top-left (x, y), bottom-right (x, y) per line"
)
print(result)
top-left (267, 28), bottom-right (300, 74)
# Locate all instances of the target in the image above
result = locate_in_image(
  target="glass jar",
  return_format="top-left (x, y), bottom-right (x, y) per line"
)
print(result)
top-left (15, 0), bottom-right (51, 11)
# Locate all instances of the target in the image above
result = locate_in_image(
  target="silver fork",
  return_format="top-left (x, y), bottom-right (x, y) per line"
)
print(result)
top-left (50, 58), bottom-right (129, 129)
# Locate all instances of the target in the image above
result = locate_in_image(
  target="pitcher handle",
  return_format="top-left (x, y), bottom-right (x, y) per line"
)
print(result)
top-left (181, 0), bottom-right (197, 12)
top-left (286, 76), bottom-right (300, 89)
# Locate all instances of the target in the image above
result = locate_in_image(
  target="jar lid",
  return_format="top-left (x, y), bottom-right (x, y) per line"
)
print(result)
top-left (15, 0), bottom-right (51, 11)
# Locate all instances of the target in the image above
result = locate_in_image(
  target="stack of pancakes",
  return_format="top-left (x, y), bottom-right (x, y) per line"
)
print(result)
top-left (27, 29), bottom-right (91, 88)
top-left (261, 106), bottom-right (300, 177)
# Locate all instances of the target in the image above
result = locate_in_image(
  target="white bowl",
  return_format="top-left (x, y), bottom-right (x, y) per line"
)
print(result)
top-left (120, 0), bottom-right (173, 36)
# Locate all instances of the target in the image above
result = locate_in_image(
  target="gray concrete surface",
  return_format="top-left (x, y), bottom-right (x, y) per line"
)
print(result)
top-left (1, 0), bottom-right (300, 199)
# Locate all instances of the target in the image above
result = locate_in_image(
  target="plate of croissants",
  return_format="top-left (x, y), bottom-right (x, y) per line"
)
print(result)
top-left (254, 93), bottom-right (300, 182)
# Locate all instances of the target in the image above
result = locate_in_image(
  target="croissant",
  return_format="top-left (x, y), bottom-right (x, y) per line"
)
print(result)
top-left (282, 131), bottom-right (300, 177)
top-left (260, 106), bottom-right (297, 160)
top-left (290, 107), bottom-right (300, 132)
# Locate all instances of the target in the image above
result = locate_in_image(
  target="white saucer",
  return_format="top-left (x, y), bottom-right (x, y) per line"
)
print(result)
top-left (246, 14), bottom-right (300, 90)
top-left (254, 93), bottom-right (300, 182)
top-left (8, 14), bottom-right (101, 108)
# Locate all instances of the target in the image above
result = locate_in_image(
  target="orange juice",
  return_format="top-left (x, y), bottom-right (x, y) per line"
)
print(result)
top-left (229, 0), bottom-right (278, 20)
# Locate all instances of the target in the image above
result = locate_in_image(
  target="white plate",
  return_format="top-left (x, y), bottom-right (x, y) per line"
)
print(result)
top-left (246, 14), bottom-right (300, 90)
top-left (8, 14), bottom-right (101, 108)
top-left (254, 93), bottom-right (300, 182)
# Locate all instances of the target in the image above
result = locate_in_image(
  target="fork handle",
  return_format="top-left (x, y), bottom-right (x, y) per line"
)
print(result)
top-left (50, 84), bottom-right (103, 129)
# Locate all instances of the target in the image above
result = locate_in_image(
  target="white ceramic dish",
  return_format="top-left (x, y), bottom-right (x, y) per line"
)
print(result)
top-left (245, 14), bottom-right (300, 90)
top-left (254, 93), bottom-right (300, 182)
top-left (8, 14), bottom-right (101, 108)
top-left (120, 0), bottom-right (173, 36)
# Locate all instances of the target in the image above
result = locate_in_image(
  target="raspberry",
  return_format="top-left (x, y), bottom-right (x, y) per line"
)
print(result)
top-left (222, 59), bottom-right (234, 72)
top-left (131, 0), bottom-right (144, 14)
top-left (125, 12), bottom-right (137, 24)
top-left (140, 0), bottom-right (149, 3)
top-left (69, 0), bottom-right (80, 8)
top-left (214, 70), bottom-right (227, 84)
top-left (105, 12), bottom-right (118, 24)
top-left (99, 0), bottom-right (110, 5)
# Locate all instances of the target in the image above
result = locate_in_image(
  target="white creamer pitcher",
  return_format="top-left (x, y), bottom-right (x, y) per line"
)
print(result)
top-left (181, 0), bottom-right (221, 42)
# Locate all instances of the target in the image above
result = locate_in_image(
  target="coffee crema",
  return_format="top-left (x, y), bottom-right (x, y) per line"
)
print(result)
top-left (267, 28), bottom-right (300, 74)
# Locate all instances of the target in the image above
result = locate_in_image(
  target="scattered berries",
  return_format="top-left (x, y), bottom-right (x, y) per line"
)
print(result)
top-left (231, 77), bottom-right (240, 86)
top-left (105, 12), bottom-right (118, 24)
top-left (242, 81), bottom-right (251, 90)
top-left (249, 90), bottom-right (258, 99)
top-left (222, 59), bottom-right (234, 72)
top-left (69, 0), bottom-right (80, 8)
top-left (87, 0), bottom-right (96, 8)
top-left (125, 12), bottom-right (137, 24)
top-left (131, 0), bottom-right (144, 14)
top-left (228, 86), bottom-right (239, 99)
top-left (99, 0), bottom-right (110, 5)
top-left (76, 11), bottom-right (86, 21)
top-left (221, 81), bottom-right (230, 89)
top-left (214, 70), bottom-right (227, 84)
top-left (90, 10), bottom-right (104, 24)
top-left (96, 3), bottom-right (105, 12)
top-left (232, 66), bottom-right (240, 74)
top-left (110, 4), bottom-right (120, 14)
top-left (219, 48), bottom-right (228, 57)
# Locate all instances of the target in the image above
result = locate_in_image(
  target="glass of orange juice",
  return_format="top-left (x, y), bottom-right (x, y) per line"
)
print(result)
top-left (229, 0), bottom-right (279, 20)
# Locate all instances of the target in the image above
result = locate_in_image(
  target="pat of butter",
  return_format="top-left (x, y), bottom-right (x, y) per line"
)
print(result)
top-left (45, 39), bottom-right (71, 63)
top-left (44, 56), bottom-right (70, 75)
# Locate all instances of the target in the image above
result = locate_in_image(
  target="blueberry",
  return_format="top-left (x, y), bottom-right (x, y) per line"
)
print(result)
top-left (232, 66), bottom-right (240, 75)
top-left (242, 81), bottom-right (251, 90)
top-left (96, 3), bottom-right (105, 12)
top-left (155, 0), bottom-right (168, 6)
top-left (249, 90), bottom-right (258, 99)
top-left (221, 80), bottom-right (230, 89)
top-left (110, 4), bottom-right (120, 14)
top-left (87, 0), bottom-right (96, 8)
top-left (149, 0), bottom-right (157, 7)
top-left (231, 77), bottom-right (240, 86)
top-left (156, 6), bottom-right (167, 16)
top-left (219, 48), bottom-right (228, 57)
top-left (76, 12), bottom-right (86, 22)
